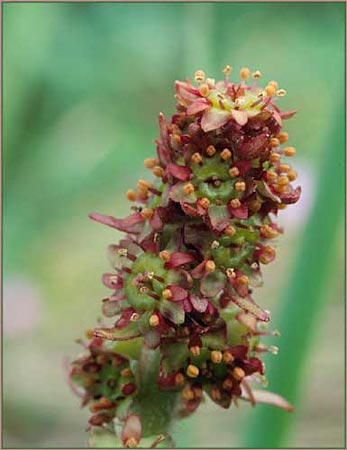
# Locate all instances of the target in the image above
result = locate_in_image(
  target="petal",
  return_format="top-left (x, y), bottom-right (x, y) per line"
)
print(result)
top-left (207, 204), bottom-right (230, 232)
top-left (187, 98), bottom-right (211, 115)
top-left (175, 80), bottom-right (200, 106)
top-left (166, 285), bottom-right (189, 301)
top-left (102, 298), bottom-right (123, 317)
top-left (231, 109), bottom-right (248, 126)
top-left (93, 323), bottom-right (141, 341)
top-left (280, 186), bottom-right (301, 204)
top-left (231, 294), bottom-right (270, 322)
top-left (190, 295), bottom-right (208, 313)
top-left (242, 389), bottom-right (294, 412)
top-left (89, 212), bottom-right (145, 234)
top-left (165, 163), bottom-right (192, 181)
top-left (169, 182), bottom-right (197, 204)
top-left (166, 252), bottom-right (195, 269)
top-left (280, 109), bottom-right (297, 120)
top-left (102, 273), bottom-right (123, 290)
top-left (201, 108), bottom-right (232, 132)
top-left (149, 208), bottom-right (164, 231)
top-left (256, 180), bottom-right (282, 204)
top-left (200, 271), bottom-right (225, 297)
top-left (160, 299), bottom-right (185, 325)
top-left (228, 203), bottom-right (248, 219)
top-left (122, 415), bottom-right (142, 446)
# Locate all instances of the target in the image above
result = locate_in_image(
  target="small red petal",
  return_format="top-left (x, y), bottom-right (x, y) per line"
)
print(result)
top-left (166, 252), bottom-right (195, 269)
top-left (122, 414), bottom-right (142, 446)
top-left (167, 285), bottom-right (189, 301)
top-left (89, 212), bottom-right (145, 234)
top-left (165, 163), bottom-right (192, 181)
top-left (187, 98), bottom-right (211, 115)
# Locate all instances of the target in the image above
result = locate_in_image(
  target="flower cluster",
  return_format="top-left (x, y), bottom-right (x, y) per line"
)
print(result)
top-left (70, 66), bottom-right (299, 447)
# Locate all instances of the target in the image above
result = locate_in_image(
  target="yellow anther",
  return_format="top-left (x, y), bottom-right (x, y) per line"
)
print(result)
top-left (265, 85), bottom-right (276, 97)
top-left (220, 148), bottom-right (232, 160)
top-left (284, 146), bottom-right (296, 157)
top-left (287, 169), bottom-right (297, 181)
top-left (232, 367), bottom-right (245, 380)
top-left (211, 350), bottom-right (223, 364)
top-left (149, 314), bottom-right (160, 327)
top-left (276, 88), bottom-right (286, 97)
top-left (266, 170), bottom-right (278, 182)
top-left (205, 260), bottom-right (216, 273)
top-left (206, 145), bottom-right (216, 156)
top-left (125, 437), bottom-right (139, 448)
top-left (268, 80), bottom-right (278, 89)
top-left (223, 351), bottom-right (234, 363)
top-left (224, 225), bottom-right (236, 236)
top-left (152, 166), bottom-right (164, 177)
top-left (223, 65), bottom-right (233, 75)
top-left (270, 138), bottom-right (280, 148)
top-left (235, 181), bottom-right (246, 192)
top-left (252, 70), bottom-right (262, 79)
top-left (190, 346), bottom-right (201, 357)
top-left (199, 197), bottom-right (210, 209)
top-left (137, 179), bottom-right (151, 190)
top-left (183, 183), bottom-right (195, 195)
top-left (194, 70), bottom-right (206, 83)
top-left (240, 67), bottom-right (250, 80)
top-left (159, 250), bottom-right (170, 261)
top-left (278, 131), bottom-right (289, 143)
top-left (144, 157), bottom-right (158, 168)
top-left (259, 246), bottom-right (276, 264)
top-left (279, 164), bottom-right (291, 173)
top-left (226, 268), bottom-right (236, 279)
top-left (191, 152), bottom-right (202, 164)
top-left (229, 166), bottom-right (240, 177)
top-left (175, 373), bottom-right (185, 385)
top-left (277, 176), bottom-right (289, 186)
top-left (186, 364), bottom-right (199, 378)
top-left (141, 208), bottom-right (154, 219)
top-left (230, 198), bottom-right (241, 209)
top-left (270, 152), bottom-right (281, 162)
top-left (162, 288), bottom-right (173, 300)
top-left (126, 189), bottom-right (137, 202)
top-left (199, 83), bottom-right (210, 97)
top-left (182, 387), bottom-right (195, 401)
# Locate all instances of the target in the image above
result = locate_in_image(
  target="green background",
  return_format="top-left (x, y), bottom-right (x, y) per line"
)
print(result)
top-left (2, 2), bottom-right (345, 448)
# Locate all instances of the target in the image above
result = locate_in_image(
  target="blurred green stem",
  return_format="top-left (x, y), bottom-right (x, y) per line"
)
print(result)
top-left (242, 105), bottom-right (345, 448)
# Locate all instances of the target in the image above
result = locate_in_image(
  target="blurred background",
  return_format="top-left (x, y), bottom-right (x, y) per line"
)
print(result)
top-left (2, 2), bottom-right (345, 448)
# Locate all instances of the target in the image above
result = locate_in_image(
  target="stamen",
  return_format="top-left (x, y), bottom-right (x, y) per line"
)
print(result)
top-left (270, 152), bottom-right (281, 162)
top-left (206, 145), bottom-right (216, 157)
top-left (149, 314), bottom-right (160, 327)
top-left (252, 70), bottom-right (261, 79)
top-left (141, 208), bottom-right (154, 219)
top-left (268, 80), bottom-right (278, 89)
top-left (121, 368), bottom-right (134, 378)
top-left (235, 181), bottom-right (246, 192)
top-left (199, 83), bottom-right (210, 97)
top-left (159, 250), bottom-right (170, 262)
top-left (190, 346), bottom-right (201, 357)
top-left (221, 148), bottom-right (232, 160)
top-left (229, 198), bottom-right (241, 209)
top-left (223, 350), bottom-right (234, 363)
top-left (191, 152), bottom-right (203, 164)
top-left (226, 268), bottom-right (236, 279)
top-left (183, 183), bottom-right (195, 195)
top-left (232, 366), bottom-right (245, 380)
top-left (239, 67), bottom-right (250, 80)
top-left (211, 350), bottom-right (223, 363)
top-left (152, 166), bottom-right (164, 177)
top-left (283, 146), bottom-right (296, 157)
top-left (194, 70), bottom-right (206, 83)
top-left (265, 85), bottom-right (276, 97)
top-left (287, 169), bottom-right (297, 181)
top-left (130, 313), bottom-right (140, 322)
top-left (270, 138), bottom-right (280, 148)
top-left (211, 240), bottom-right (220, 249)
top-left (277, 176), bottom-right (289, 186)
top-left (126, 189), bottom-right (137, 202)
top-left (224, 225), bottom-right (236, 236)
top-left (137, 179), bottom-right (152, 190)
top-left (205, 260), bottom-right (216, 273)
top-left (144, 158), bottom-right (158, 169)
top-left (162, 288), bottom-right (173, 300)
top-left (186, 364), bottom-right (200, 378)
top-left (229, 167), bottom-right (240, 177)
top-left (276, 89), bottom-right (286, 97)
top-left (125, 438), bottom-right (139, 448)
top-left (175, 373), bottom-right (185, 385)
top-left (182, 387), bottom-right (195, 400)
top-left (199, 197), bottom-right (210, 209)
top-left (278, 131), bottom-right (289, 143)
